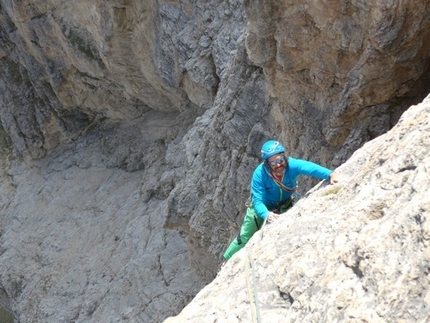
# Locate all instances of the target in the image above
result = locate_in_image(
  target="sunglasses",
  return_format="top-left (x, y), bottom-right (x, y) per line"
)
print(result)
top-left (268, 155), bottom-right (286, 166)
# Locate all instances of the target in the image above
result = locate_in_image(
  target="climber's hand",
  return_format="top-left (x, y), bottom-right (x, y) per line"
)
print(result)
top-left (267, 212), bottom-right (279, 224)
top-left (329, 172), bottom-right (340, 185)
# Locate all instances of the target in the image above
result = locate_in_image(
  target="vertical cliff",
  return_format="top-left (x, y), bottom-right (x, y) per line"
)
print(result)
top-left (244, 0), bottom-right (430, 166)
top-left (0, 0), bottom-right (430, 322)
top-left (165, 94), bottom-right (430, 323)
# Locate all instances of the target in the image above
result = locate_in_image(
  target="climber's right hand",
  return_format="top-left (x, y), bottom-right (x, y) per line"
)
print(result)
top-left (267, 212), bottom-right (279, 224)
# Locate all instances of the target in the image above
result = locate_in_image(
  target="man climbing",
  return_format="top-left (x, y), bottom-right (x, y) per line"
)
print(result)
top-left (222, 139), bottom-right (340, 263)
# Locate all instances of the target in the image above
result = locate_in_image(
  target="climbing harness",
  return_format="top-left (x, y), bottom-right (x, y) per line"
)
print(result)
top-left (244, 196), bottom-right (263, 230)
top-left (291, 191), bottom-right (302, 203)
top-left (269, 196), bottom-right (293, 214)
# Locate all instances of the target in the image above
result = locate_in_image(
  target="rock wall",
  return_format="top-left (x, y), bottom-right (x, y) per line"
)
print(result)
top-left (244, 0), bottom-right (430, 166)
top-left (165, 93), bottom-right (430, 323)
top-left (0, 0), bottom-right (430, 322)
top-left (1, 0), bottom-right (429, 163)
top-left (0, 0), bottom-right (247, 158)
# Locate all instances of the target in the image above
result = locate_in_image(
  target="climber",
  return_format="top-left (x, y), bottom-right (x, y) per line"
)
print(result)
top-left (222, 139), bottom-right (340, 264)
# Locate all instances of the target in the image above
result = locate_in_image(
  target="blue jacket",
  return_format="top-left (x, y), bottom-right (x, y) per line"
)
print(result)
top-left (251, 157), bottom-right (333, 219)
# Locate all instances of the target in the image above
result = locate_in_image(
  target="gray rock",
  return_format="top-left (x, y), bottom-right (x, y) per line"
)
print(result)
top-left (164, 94), bottom-right (430, 323)
top-left (0, 0), bottom-right (430, 322)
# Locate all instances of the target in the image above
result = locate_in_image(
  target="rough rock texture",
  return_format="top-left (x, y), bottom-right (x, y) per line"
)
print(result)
top-left (245, 0), bottom-right (430, 167)
top-left (165, 94), bottom-right (430, 323)
top-left (1, 0), bottom-right (430, 163)
top-left (0, 0), bottom-right (430, 322)
top-left (0, 112), bottom-right (211, 323)
top-left (0, 0), bottom-right (247, 158)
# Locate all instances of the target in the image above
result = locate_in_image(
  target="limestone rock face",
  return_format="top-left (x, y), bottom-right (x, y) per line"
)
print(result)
top-left (0, 113), bottom-right (210, 323)
top-left (164, 94), bottom-right (430, 323)
top-left (245, 0), bottom-right (430, 166)
top-left (0, 0), bottom-right (430, 322)
top-left (0, 0), bottom-right (246, 158)
top-left (1, 0), bottom-right (429, 163)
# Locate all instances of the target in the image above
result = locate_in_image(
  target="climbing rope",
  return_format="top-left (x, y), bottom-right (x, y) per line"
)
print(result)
top-left (245, 253), bottom-right (262, 323)
top-left (244, 218), bottom-right (266, 323)
top-left (243, 195), bottom-right (296, 322)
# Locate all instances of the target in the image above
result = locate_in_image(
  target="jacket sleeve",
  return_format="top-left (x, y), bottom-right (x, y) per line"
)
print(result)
top-left (250, 166), bottom-right (270, 220)
top-left (292, 158), bottom-right (333, 179)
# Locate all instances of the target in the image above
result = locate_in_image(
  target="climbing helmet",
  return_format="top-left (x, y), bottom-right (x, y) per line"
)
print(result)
top-left (261, 140), bottom-right (285, 161)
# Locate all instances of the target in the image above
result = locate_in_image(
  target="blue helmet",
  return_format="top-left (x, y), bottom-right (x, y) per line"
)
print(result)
top-left (261, 140), bottom-right (285, 161)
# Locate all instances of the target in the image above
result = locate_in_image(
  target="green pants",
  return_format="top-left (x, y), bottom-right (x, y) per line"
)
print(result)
top-left (223, 207), bottom-right (264, 260)
top-left (223, 198), bottom-right (293, 261)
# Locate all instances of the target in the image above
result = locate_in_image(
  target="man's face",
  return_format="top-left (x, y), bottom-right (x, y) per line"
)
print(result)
top-left (267, 154), bottom-right (286, 172)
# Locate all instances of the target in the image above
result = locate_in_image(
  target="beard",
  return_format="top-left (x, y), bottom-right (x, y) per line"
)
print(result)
top-left (272, 164), bottom-right (285, 176)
